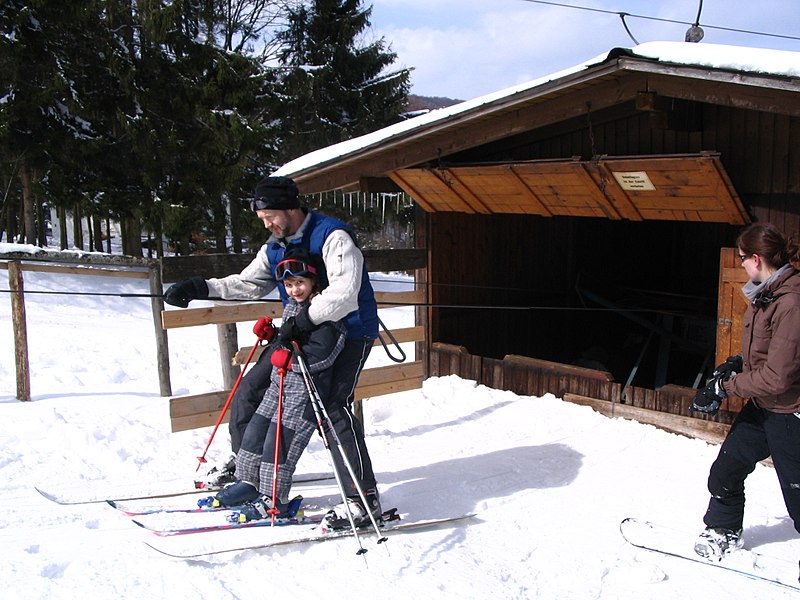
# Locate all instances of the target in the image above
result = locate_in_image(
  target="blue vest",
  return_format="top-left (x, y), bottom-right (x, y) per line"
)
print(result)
top-left (266, 211), bottom-right (378, 341)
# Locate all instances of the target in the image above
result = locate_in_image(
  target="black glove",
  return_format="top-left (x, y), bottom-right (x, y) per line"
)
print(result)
top-left (712, 355), bottom-right (743, 381)
top-left (278, 307), bottom-right (314, 344)
top-left (163, 276), bottom-right (209, 308)
top-left (691, 378), bottom-right (726, 416)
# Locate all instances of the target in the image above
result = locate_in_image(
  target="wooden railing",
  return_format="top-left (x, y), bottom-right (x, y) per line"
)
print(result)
top-left (430, 342), bottom-right (735, 442)
top-left (162, 290), bottom-right (426, 433)
top-left (1, 251), bottom-right (170, 400)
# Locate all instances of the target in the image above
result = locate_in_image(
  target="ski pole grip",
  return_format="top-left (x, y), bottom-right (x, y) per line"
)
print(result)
top-left (271, 348), bottom-right (293, 370)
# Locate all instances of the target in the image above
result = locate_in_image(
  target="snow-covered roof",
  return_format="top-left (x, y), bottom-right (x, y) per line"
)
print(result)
top-left (272, 41), bottom-right (800, 179)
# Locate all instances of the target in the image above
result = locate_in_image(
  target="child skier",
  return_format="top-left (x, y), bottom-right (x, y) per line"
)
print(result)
top-left (212, 246), bottom-right (346, 521)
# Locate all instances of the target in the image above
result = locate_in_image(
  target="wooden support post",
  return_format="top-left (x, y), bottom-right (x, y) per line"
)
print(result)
top-left (9, 261), bottom-right (31, 401)
top-left (149, 262), bottom-right (172, 396)
top-left (352, 398), bottom-right (364, 424)
top-left (217, 323), bottom-right (240, 390)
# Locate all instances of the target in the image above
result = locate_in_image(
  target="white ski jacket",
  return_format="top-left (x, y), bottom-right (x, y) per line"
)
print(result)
top-left (205, 212), bottom-right (362, 327)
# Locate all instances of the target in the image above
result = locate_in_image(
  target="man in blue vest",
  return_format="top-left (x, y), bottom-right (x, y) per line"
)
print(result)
top-left (164, 176), bottom-right (380, 528)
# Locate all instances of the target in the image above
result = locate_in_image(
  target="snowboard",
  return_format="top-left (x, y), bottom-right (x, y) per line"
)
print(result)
top-left (620, 517), bottom-right (800, 592)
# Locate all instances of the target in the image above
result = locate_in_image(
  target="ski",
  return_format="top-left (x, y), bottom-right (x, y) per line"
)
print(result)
top-left (108, 486), bottom-right (340, 517)
top-left (35, 472), bottom-right (334, 506)
top-left (145, 512), bottom-right (477, 558)
top-left (132, 496), bottom-right (316, 535)
top-left (620, 517), bottom-right (800, 592)
top-left (123, 493), bottom-right (337, 525)
top-left (108, 498), bottom-right (229, 517)
top-left (134, 510), bottom-right (328, 536)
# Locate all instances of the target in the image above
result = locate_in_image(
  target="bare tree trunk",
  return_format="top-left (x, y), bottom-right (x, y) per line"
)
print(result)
top-left (72, 203), bottom-right (83, 250)
top-left (36, 200), bottom-right (46, 247)
top-left (19, 163), bottom-right (36, 244)
top-left (59, 205), bottom-right (68, 249)
top-left (230, 197), bottom-right (243, 253)
top-left (153, 213), bottom-right (164, 258)
top-left (92, 214), bottom-right (103, 251)
top-left (121, 214), bottom-right (143, 257)
top-left (213, 197), bottom-right (228, 253)
top-left (86, 214), bottom-right (94, 251)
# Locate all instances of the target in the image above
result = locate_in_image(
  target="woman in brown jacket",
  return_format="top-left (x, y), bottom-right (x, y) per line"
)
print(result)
top-left (691, 222), bottom-right (800, 561)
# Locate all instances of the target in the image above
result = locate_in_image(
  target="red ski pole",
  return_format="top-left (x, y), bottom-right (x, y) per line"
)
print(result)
top-left (194, 317), bottom-right (277, 477)
top-left (268, 350), bottom-right (291, 525)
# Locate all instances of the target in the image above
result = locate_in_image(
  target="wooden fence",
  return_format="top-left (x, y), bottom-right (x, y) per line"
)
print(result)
top-left (160, 249), bottom-right (429, 433)
top-left (430, 342), bottom-right (733, 444)
top-left (1, 251), bottom-right (170, 400)
top-left (4, 249), bottom-right (736, 448)
top-left (163, 291), bottom-right (427, 432)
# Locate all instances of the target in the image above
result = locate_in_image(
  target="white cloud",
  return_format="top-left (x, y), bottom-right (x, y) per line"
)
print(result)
top-left (369, 0), bottom-right (800, 99)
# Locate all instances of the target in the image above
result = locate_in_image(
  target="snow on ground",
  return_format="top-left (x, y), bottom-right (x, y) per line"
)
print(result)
top-left (0, 264), bottom-right (798, 599)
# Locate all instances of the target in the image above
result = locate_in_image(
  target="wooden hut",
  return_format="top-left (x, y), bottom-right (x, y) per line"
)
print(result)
top-left (272, 42), bottom-right (800, 425)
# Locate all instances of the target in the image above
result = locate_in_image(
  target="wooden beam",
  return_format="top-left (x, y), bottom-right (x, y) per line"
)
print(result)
top-left (358, 176), bottom-right (403, 193)
top-left (582, 162), bottom-right (644, 221)
top-left (504, 354), bottom-right (614, 381)
top-left (169, 360), bottom-right (425, 432)
top-left (291, 74), bottom-right (649, 193)
top-left (506, 166), bottom-right (554, 216)
top-left (621, 65), bottom-right (800, 117)
top-left (162, 302), bottom-right (283, 329)
top-left (233, 325), bottom-right (426, 365)
top-left (388, 171), bottom-right (437, 212)
top-left (162, 249), bottom-right (428, 283)
top-left (161, 291), bottom-right (425, 330)
top-left (435, 169), bottom-right (493, 214)
top-left (0, 261), bottom-right (149, 278)
top-left (354, 361), bottom-right (424, 400)
top-left (562, 392), bottom-right (730, 445)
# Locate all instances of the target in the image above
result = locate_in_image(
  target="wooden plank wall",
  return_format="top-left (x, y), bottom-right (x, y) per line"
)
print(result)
top-left (429, 342), bottom-right (739, 426)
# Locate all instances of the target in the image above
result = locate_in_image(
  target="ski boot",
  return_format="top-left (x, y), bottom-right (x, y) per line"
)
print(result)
top-left (694, 526), bottom-right (743, 560)
top-left (229, 495), bottom-right (303, 524)
top-left (322, 490), bottom-right (382, 531)
top-left (212, 481), bottom-right (260, 507)
top-left (195, 454), bottom-right (236, 490)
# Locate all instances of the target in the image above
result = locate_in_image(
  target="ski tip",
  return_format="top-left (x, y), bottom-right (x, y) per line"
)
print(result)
top-left (34, 487), bottom-right (59, 502)
top-left (143, 542), bottom-right (185, 559)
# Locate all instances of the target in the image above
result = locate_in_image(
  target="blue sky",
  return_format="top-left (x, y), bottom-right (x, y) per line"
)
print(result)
top-left (365, 0), bottom-right (800, 100)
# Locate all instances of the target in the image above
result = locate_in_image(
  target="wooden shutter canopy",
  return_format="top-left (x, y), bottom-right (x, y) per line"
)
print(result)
top-left (390, 153), bottom-right (749, 225)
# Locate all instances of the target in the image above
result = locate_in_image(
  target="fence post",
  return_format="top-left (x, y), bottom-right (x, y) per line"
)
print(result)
top-left (149, 261), bottom-right (172, 396)
top-left (9, 261), bottom-right (31, 401)
top-left (217, 323), bottom-right (240, 389)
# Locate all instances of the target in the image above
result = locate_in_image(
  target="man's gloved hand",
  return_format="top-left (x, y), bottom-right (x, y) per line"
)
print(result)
top-left (270, 347), bottom-right (293, 370)
top-left (163, 276), bottom-right (209, 308)
top-left (691, 378), bottom-right (727, 416)
top-left (278, 307), bottom-right (314, 344)
top-left (253, 317), bottom-right (276, 342)
top-left (712, 355), bottom-right (743, 381)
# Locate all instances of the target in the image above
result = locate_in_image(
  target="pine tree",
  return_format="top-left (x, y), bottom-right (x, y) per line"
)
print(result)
top-left (0, 1), bottom-right (101, 245)
top-left (274, 0), bottom-right (411, 163)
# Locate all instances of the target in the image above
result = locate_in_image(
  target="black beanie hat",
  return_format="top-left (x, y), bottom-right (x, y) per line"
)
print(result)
top-left (252, 177), bottom-right (300, 211)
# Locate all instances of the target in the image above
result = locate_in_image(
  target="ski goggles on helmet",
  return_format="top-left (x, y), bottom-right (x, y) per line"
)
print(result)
top-left (276, 258), bottom-right (318, 281)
